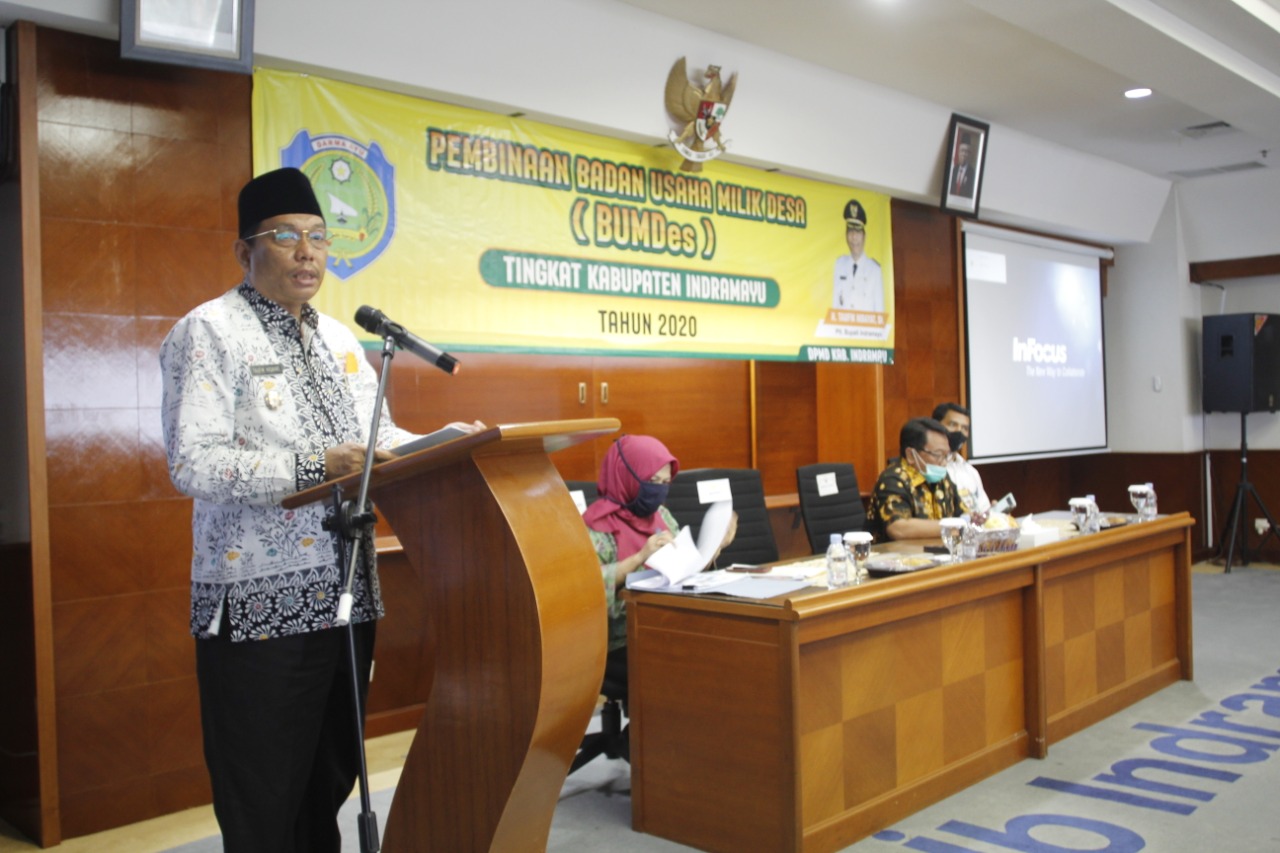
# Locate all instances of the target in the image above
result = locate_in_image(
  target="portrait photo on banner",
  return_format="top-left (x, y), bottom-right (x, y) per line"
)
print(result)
top-left (939, 113), bottom-right (989, 219)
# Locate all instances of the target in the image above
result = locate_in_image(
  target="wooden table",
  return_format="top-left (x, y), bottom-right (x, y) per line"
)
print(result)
top-left (625, 513), bottom-right (1195, 853)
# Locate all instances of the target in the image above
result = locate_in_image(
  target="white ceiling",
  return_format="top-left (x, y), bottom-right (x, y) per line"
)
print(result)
top-left (5, 0), bottom-right (1278, 185)
top-left (617, 0), bottom-right (1280, 182)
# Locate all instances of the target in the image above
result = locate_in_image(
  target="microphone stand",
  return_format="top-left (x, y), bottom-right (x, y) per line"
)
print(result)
top-left (321, 334), bottom-right (398, 853)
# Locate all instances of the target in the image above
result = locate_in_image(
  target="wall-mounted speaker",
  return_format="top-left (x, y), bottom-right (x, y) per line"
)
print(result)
top-left (1202, 313), bottom-right (1280, 413)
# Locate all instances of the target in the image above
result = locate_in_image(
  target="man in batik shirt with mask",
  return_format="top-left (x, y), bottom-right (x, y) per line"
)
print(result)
top-left (868, 417), bottom-right (963, 541)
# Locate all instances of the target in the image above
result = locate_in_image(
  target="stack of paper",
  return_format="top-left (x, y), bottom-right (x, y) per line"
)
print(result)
top-left (628, 500), bottom-right (734, 590)
top-left (766, 558), bottom-right (829, 581)
top-left (628, 567), bottom-right (811, 600)
top-left (623, 501), bottom-right (816, 599)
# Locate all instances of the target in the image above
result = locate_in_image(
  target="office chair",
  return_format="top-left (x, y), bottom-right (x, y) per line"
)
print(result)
top-left (664, 468), bottom-right (780, 566)
top-left (564, 479), bottom-right (599, 510)
top-left (569, 648), bottom-right (629, 772)
top-left (795, 462), bottom-right (868, 554)
top-left (564, 479), bottom-right (627, 773)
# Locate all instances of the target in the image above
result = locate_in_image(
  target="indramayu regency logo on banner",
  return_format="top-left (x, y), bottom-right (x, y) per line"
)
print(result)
top-left (281, 131), bottom-right (397, 280)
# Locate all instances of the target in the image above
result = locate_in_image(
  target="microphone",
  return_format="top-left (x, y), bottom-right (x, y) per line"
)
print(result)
top-left (354, 305), bottom-right (459, 375)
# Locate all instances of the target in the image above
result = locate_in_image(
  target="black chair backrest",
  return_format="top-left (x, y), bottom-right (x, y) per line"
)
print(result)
top-left (564, 480), bottom-right (599, 511)
top-left (664, 468), bottom-right (779, 566)
top-left (796, 462), bottom-right (868, 554)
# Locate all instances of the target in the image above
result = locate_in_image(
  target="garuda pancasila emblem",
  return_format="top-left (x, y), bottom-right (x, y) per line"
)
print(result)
top-left (664, 57), bottom-right (737, 172)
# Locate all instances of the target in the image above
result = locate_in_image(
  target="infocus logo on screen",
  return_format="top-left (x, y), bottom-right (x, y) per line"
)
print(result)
top-left (1012, 337), bottom-right (1068, 363)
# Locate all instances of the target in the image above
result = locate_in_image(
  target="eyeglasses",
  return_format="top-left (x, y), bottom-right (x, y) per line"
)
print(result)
top-left (245, 226), bottom-right (333, 249)
top-left (915, 447), bottom-right (948, 464)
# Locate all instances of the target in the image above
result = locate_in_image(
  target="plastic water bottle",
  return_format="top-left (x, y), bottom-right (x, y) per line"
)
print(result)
top-left (826, 533), bottom-right (850, 589)
top-left (1143, 482), bottom-right (1158, 522)
top-left (959, 520), bottom-right (978, 561)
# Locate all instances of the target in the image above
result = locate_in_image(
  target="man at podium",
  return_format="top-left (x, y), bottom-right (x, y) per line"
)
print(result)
top-left (159, 167), bottom-right (480, 852)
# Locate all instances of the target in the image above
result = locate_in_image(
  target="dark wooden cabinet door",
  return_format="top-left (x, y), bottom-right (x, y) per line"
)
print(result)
top-left (587, 356), bottom-right (752, 473)
top-left (381, 351), bottom-right (600, 477)
top-left (381, 352), bottom-right (753, 480)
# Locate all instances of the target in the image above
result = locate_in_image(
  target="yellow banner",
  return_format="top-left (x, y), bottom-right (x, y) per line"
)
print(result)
top-left (252, 69), bottom-right (895, 363)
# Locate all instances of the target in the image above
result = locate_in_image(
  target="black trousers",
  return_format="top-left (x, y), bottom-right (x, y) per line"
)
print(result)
top-left (196, 620), bottom-right (376, 853)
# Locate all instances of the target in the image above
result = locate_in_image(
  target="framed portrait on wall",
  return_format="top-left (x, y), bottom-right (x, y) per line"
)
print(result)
top-left (940, 113), bottom-right (989, 218)
top-left (120, 0), bottom-right (256, 74)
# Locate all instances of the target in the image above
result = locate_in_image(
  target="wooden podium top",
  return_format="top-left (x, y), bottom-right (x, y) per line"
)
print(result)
top-left (282, 417), bottom-right (619, 509)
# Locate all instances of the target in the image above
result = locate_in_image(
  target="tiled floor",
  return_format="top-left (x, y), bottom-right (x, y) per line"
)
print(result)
top-left (0, 731), bottom-right (412, 853)
top-left (3, 560), bottom-right (1273, 853)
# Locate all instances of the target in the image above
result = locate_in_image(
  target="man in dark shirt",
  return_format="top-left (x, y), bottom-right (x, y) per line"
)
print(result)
top-left (868, 417), bottom-right (963, 541)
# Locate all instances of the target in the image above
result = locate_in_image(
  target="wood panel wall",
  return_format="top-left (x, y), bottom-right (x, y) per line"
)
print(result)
top-left (30, 25), bottom-right (250, 840)
top-left (881, 201), bottom-right (963, 441)
top-left (981, 454), bottom-right (1203, 526)
top-left (10, 23), bottom-right (1217, 846)
top-left (3, 20), bottom-right (53, 846)
top-left (880, 201), bottom-right (962, 438)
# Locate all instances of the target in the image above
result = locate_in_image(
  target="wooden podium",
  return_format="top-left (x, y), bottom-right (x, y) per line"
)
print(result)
top-left (285, 419), bottom-right (618, 852)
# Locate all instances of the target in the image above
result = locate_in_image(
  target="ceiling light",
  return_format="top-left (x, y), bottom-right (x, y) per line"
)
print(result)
top-left (1125, 87), bottom-right (1153, 99)
top-left (1105, 0), bottom-right (1280, 99)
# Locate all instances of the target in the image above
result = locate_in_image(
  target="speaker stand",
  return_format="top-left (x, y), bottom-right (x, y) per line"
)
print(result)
top-left (1218, 412), bottom-right (1280, 573)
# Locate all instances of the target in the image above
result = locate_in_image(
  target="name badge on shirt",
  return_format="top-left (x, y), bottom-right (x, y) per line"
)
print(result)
top-left (250, 364), bottom-right (284, 376)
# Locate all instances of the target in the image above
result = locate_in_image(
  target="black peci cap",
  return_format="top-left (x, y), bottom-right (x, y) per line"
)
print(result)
top-left (237, 167), bottom-right (323, 238)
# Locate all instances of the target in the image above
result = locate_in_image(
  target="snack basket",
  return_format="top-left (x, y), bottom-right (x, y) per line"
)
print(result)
top-left (972, 523), bottom-right (1020, 553)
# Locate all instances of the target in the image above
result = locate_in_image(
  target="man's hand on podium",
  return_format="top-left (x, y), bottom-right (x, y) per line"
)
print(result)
top-left (325, 442), bottom-right (394, 479)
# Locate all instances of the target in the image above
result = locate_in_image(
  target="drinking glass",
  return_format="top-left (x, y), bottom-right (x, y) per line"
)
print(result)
top-left (1069, 498), bottom-right (1094, 533)
top-left (1128, 484), bottom-right (1149, 522)
top-left (844, 532), bottom-right (873, 583)
top-left (939, 518), bottom-right (965, 561)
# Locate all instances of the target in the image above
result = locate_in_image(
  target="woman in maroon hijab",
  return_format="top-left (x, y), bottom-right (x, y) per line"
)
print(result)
top-left (580, 434), bottom-right (738, 749)
top-left (583, 435), bottom-right (682, 653)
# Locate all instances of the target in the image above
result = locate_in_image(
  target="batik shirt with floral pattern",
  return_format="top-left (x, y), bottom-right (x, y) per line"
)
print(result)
top-left (867, 458), bottom-right (962, 542)
top-left (588, 506), bottom-right (679, 652)
top-left (160, 282), bottom-right (417, 640)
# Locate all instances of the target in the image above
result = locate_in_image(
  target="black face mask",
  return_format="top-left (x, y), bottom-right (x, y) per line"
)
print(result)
top-left (947, 430), bottom-right (968, 453)
top-left (616, 437), bottom-right (669, 517)
top-left (625, 481), bottom-right (669, 517)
